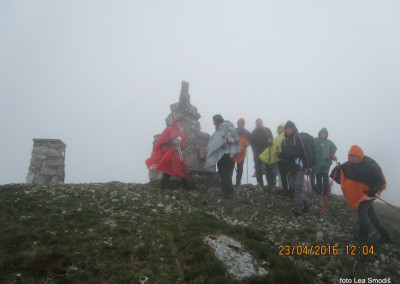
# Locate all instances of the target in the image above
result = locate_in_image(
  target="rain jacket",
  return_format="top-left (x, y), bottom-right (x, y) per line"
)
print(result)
top-left (204, 121), bottom-right (241, 171)
top-left (278, 121), bottom-right (313, 173)
top-left (251, 126), bottom-right (273, 155)
top-left (331, 145), bottom-right (386, 209)
top-left (314, 128), bottom-right (337, 174)
top-left (233, 125), bottom-right (252, 164)
top-left (145, 117), bottom-right (188, 178)
top-left (259, 123), bottom-right (285, 164)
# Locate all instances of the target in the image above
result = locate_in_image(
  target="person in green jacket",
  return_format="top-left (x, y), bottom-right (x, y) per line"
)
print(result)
top-left (314, 128), bottom-right (337, 195)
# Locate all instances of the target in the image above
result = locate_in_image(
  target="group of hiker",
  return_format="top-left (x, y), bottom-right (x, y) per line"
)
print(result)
top-left (146, 115), bottom-right (392, 244)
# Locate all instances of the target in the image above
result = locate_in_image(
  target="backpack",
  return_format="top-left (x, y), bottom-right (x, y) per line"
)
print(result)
top-left (297, 132), bottom-right (315, 167)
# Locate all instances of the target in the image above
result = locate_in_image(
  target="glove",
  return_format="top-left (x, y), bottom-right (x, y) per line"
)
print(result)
top-left (366, 190), bottom-right (377, 198)
top-left (331, 165), bottom-right (339, 174)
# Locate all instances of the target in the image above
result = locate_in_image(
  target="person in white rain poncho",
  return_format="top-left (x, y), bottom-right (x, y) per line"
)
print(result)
top-left (204, 114), bottom-right (241, 198)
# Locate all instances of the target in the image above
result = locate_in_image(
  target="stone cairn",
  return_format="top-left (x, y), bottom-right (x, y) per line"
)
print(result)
top-left (26, 139), bottom-right (66, 184)
top-left (149, 81), bottom-right (218, 185)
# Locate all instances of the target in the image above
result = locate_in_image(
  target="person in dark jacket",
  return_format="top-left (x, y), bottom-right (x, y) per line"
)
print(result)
top-left (277, 121), bottom-right (312, 215)
top-left (251, 119), bottom-right (274, 189)
top-left (331, 145), bottom-right (392, 244)
top-left (314, 128), bottom-right (337, 195)
top-left (234, 118), bottom-right (252, 187)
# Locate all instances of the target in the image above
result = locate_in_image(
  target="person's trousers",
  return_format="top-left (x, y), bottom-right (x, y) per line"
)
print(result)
top-left (254, 152), bottom-right (266, 185)
top-left (265, 164), bottom-right (277, 187)
top-left (217, 154), bottom-right (235, 196)
top-left (162, 173), bottom-right (188, 187)
top-left (235, 161), bottom-right (244, 185)
top-left (288, 170), bottom-right (311, 214)
top-left (358, 199), bottom-right (390, 239)
top-left (316, 173), bottom-right (330, 195)
top-left (276, 160), bottom-right (289, 191)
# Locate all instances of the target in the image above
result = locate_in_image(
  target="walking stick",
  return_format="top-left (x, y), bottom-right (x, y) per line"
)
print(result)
top-left (319, 163), bottom-right (340, 215)
top-left (246, 153), bottom-right (249, 185)
top-left (306, 174), bottom-right (309, 196)
top-left (376, 196), bottom-right (400, 212)
top-left (177, 146), bottom-right (188, 179)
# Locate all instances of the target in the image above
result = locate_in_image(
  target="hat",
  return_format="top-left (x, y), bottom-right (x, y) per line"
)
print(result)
top-left (213, 114), bottom-right (225, 125)
top-left (348, 145), bottom-right (364, 163)
top-left (276, 122), bottom-right (285, 134)
top-left (284, 120), bottom-right (298, 133)
top-left (318, 128), bottom-right (328, 138)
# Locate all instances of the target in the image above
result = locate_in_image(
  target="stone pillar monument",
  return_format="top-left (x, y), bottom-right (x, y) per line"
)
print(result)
top-left (26, 139), bottom-right (66, 184)
top-left (149, 81), bottom-right (217, 185)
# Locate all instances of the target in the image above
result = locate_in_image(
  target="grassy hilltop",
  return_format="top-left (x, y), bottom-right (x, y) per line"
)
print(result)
top-left (0, 182), bottom-right (399, 284)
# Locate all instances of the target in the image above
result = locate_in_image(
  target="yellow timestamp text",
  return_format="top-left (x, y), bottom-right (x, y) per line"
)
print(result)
top-left (278, 245), bottom-right (374, 256)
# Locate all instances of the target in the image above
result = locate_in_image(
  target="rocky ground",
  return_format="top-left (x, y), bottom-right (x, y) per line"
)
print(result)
top-left (0, 182), bottom-right (399, 283)
top-left (156, 182), bottom-right (400, 283)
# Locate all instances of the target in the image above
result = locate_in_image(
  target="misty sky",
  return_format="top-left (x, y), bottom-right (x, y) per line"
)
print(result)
top-left (1, 1), bottom-right (400, 205)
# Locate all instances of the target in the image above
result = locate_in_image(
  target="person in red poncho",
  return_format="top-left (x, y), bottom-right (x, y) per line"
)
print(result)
top-left (331, 145), bottom-right (392, 244)
top-left (146, 117), bottom-right (191, 189)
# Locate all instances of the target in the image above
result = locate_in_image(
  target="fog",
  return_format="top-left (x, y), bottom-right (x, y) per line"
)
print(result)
top-left (1, 1), bottom-right (399, 205)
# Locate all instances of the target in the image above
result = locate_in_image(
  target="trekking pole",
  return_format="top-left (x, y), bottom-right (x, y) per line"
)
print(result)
top-left (177, 146), bottom-right (183, 162)
top-left (246, 154), bottom-right (249, 184)
top-left (177, 146), bottom-right (188, 179)
top-left (319, 163), bottom-right (340, 215)
top-left (306, 174), bottom-right (309, 196)
top-left (315, 189), bottom-right (352, 234)
top-left (376, 196), bottom-right (400, 212)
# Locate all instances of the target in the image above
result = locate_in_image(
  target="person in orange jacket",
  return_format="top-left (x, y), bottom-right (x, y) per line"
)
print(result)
top-left (331, 145), bottom-right (392, 244)
top-left (233, 118), bottom-right (252, 187)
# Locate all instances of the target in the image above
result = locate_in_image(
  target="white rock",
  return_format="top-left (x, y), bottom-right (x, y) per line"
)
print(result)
top-left (204, 235), bottom-right (268, 281)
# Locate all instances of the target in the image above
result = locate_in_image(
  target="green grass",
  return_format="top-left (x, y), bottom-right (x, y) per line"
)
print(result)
top-left (374, 201), bottom-right (400, 233)
top-left (0, 183), bottom-right (314, 284)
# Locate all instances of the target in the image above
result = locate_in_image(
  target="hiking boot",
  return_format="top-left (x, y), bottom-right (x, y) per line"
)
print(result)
top-left (182, 179), bottom-right (195, 190)
top-left (223, 191), bottom-right (235, 199)
top-left (303, 203), bottom-right (312, 213)
top-left (161, 183), bottom-right (170, 189)
top-left (293, 210), bottom-right (302, 217)
top-left (235, 185), bottom-right (243, 195)
top-left (276, 190), bottom-right (288, 196)
top-left (183, 183), bottom-right (195, 190)
top-left (290, 208), bottom-right (302, 216)
top-left (257, 184), bottom-right (264, 192)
